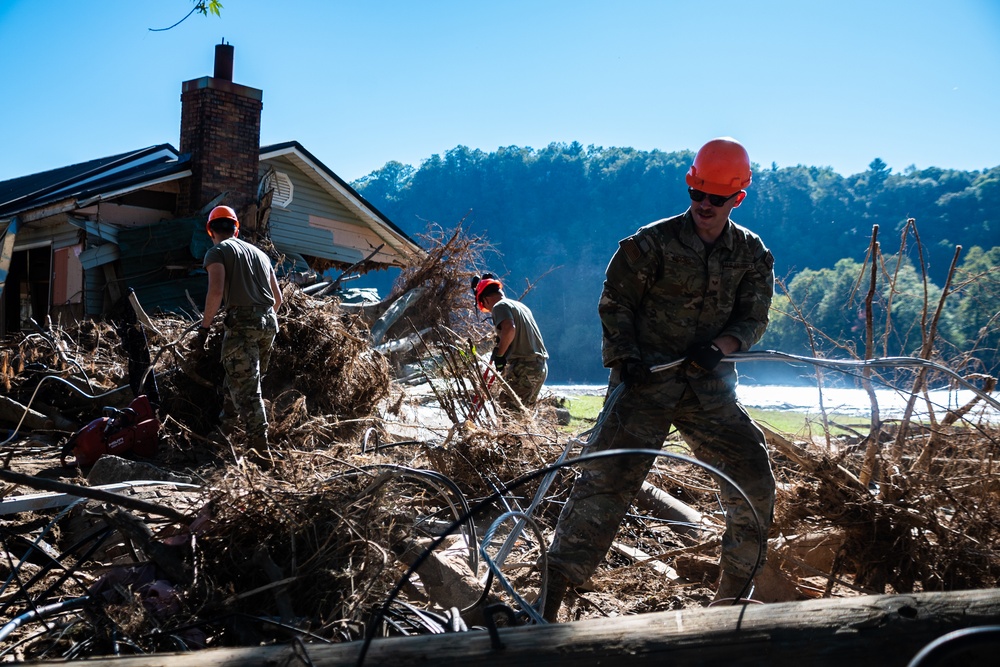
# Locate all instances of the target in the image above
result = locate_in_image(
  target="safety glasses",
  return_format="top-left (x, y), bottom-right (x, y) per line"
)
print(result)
top-left (688, 187), bottom-right (739, 207)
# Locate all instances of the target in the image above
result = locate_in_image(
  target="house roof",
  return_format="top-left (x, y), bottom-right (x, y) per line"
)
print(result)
top-left (0, 145), bottom-right (190, 221)
top-left (1, 141), bottom-right (424, 262)
top-left (259, 141), bottom-right (424, 259)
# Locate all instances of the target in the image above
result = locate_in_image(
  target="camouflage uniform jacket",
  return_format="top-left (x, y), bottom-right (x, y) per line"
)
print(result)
top-left (600, 210), bottom-right (774, 401)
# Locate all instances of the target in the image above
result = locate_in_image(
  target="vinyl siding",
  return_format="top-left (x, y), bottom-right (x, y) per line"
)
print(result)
top-left (115, 218), bottom-right (207, 315)
top-left (13, 217), bottom-right (80, 251)
top-left (262, 157), bottom-right (408, 268)
top-left (84, 265), bottom-right (105, 316)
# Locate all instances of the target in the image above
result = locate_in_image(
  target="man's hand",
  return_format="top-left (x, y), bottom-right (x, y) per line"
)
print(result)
top-left (621, 359), bottom-right (651, 387)
top-left (489, 347), bottom-right (507, 372)
top-left (688, 342), bottom-right (725, 371)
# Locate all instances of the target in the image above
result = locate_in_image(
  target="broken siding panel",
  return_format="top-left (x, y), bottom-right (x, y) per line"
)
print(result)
top-left (264, 160), bottom-right (407, 267)
top-left (67, 215), bottom-right (119, 243)
top-left (78, 244), bottom-right (120, 269)
top-left (116, 218), bottom-right (207, 315)
top-left (306, 215), bottom-right (403, 265)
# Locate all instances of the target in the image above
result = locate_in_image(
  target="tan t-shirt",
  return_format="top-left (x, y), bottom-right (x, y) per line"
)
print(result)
top-left (203, 238), bottom-right (275, 308)
top-left (491, 298), bottom-right (548, 360)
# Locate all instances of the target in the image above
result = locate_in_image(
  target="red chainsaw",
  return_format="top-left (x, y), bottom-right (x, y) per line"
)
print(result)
top-left (60, 394), bottom-right (161, 467)
top-left (470, 364), bottom-right (499, 419)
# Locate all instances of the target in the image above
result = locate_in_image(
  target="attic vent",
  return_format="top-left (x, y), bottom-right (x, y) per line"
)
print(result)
top-left (261, 170), bottom-right (294, 208)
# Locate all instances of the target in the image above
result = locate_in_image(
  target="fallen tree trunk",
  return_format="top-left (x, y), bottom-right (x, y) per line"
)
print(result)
top-left (23, 400), bottom-right (80, 431)
top-left (67, 588), bottom-right (1000, 667)
top-left (635, 480), bottom-right (704, 538)
top-left (0, 394), bottom-right (53, 430)
top-left (373, 328), bottom-right (435, 357)
top-left (369, 287), bottom-right (426, 346)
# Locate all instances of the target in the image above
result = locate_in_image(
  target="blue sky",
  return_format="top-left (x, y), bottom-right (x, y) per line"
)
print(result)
top-left (1, 0), bottom-right (998, 185)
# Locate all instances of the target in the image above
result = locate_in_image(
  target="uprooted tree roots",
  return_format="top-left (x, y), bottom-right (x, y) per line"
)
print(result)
top-left (771, 422), bottom-right (1000, 595)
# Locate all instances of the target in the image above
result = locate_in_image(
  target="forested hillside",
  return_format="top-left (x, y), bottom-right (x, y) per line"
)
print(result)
top-left (354, 143), bottom-right (1000, 383)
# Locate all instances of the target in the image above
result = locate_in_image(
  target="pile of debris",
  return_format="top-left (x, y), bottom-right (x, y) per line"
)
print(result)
top-left (1, 233), bottom-right (999, 661)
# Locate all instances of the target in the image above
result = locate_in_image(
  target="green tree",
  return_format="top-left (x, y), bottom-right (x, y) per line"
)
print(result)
top-left (764, 252), bottom-right (963, 365)
top-left (953, 245), bottom-right (1000, 370)
top-left (353, 161), bottom-right (415, 206)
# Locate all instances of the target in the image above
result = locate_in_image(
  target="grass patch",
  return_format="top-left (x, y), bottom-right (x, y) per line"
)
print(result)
top-left (562, 394), bottom-right (870, 438)
top-left (561, 394), bottom-right (604, 433)
top-left (748, 408), bottom-right (870, 438)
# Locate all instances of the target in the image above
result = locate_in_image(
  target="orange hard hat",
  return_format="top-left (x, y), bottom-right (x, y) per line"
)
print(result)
top-left (206, 205), bottom-right (240, 235)
top-left (471, 274), bottom-right (503, 313)
top-left (685, 137), bottom-right (752, 196)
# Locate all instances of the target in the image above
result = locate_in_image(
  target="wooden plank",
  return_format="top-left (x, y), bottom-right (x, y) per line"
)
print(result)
top-left (610, 540), bottom-right (682, 580)
top-left (370, 287), bottom-right (426, 345)
top-left (67, 588), bottom-right (1000, 667)
top-left (0, 469), bottom-right (191, 523)
top-left (103, 263), bottom-right (122, 303)
top-left (0, 480), bottom-right (199, 515)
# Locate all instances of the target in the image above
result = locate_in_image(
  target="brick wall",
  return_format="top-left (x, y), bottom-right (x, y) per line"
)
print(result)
top-left (178, 76), bottom-right (263, 219)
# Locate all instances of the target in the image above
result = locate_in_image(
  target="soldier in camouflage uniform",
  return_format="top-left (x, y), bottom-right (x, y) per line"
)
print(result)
top-left (543, 138), bottom-right (775, 621)
top-left (196, 206), bottom-right (282, 458)
top-left (472, 274), bottom-right (549, 407)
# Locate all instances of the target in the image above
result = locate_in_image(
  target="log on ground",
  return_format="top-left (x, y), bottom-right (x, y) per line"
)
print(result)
top-left (66, 588), bottom-right (1000, 667)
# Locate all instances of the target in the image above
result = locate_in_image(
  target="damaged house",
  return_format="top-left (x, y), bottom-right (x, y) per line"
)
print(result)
top-left (0, 42), bottom-right (425, 335)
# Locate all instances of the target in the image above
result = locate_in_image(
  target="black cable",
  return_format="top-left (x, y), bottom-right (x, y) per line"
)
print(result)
top-left (62, 635), bottom-right (97, 660)
top-left (906, 624), bottom-right (1000, 667)
top-left (354, 446), bottom-right (762, 667)
top-left (0, 526), bottom-right (113, 618)
top-left (392, 601), bottom-right (449, 634)
top-left (0, 597), bottom-right (89, 643)
top-left (361, 427), bottom-right (422, 453)
top-left (229, 613), bottom-right (334, 644)
top-left (356, 464), bottom-right (480, 573)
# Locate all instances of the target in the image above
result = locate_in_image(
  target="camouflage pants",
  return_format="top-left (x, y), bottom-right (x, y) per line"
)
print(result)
top-left (548, 379), bottom-right (775, 585)
top-left (221, 307), bottom-right (278, 441)
top-left (503, 357), bottom-right (548, 407)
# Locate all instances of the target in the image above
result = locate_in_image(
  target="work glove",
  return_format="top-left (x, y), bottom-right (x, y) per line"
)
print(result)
top-left (193, 326), bottom-right (210, 351)
top-left (620, 359), bottom-right (651, 387)
top-left (489, 347), bottom-right (507, 372)
top-left (688, 342), bottom-right (725, 371)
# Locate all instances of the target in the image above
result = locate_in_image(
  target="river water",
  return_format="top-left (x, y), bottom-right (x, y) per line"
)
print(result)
top-left (546, 383), bottom-right (1000, 422)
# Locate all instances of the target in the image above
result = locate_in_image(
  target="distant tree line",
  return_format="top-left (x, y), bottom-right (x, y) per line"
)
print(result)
top-left (354, 143), bottom-right (1000, 384)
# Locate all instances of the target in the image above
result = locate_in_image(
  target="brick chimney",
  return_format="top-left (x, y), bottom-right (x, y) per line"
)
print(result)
top-left (178, 41), bottom-right (263, 223)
